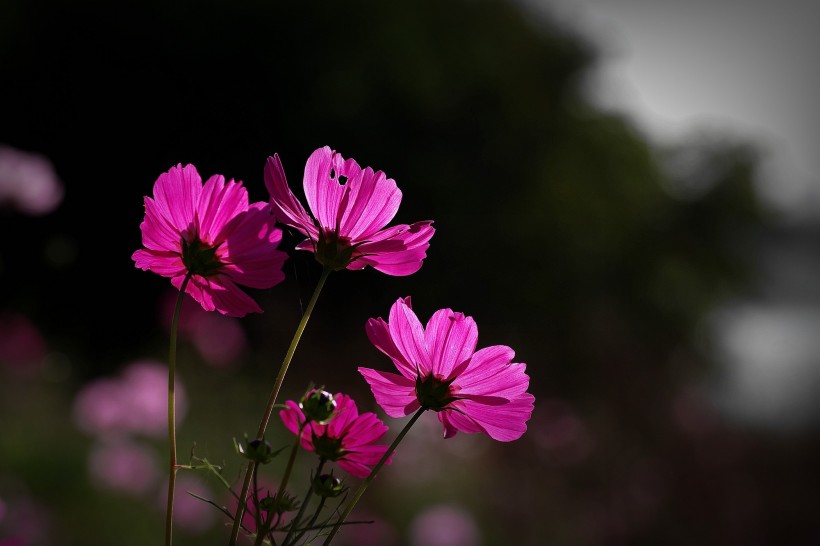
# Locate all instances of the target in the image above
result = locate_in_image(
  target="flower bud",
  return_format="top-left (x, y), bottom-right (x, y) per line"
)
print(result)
top-left (260, 492), bottom-right (300, 514)
top-left (313, 474), bottom-right (345, 498)
top-left (300, 389), bottom-right (337, 424)
top-left (236, 437), bottom-right (276, 464)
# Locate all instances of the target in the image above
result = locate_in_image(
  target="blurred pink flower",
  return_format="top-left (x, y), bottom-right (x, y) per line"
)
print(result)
top-left (161, 473), bottom-right (216, 534)
top-left (531, 398), bottom-right (593, 466)
top-left (0, 312), bottom-right (47, 378)
top-left (280, 393), bottom-right (391, 478)
top-left (225, 479), bottom-right (283, 537)
top-left (132, 163), bottom-right (287, 317)
top-left (160, 290), bottom-right (248, 367)
top-left (88, 438), bottom-right (160, 496)
top-left (265, 146), bottom-right (434, 275)
top-left (409, 504), bottom-right (480, 546)
top-left (359, 297), bottom-right (534, 442)
top-left (72, 360), bottom-right (186, 437)
top-left (0, 481), bottom-right (52, 546)
top-left (0, 144), bottom-right (63, 215)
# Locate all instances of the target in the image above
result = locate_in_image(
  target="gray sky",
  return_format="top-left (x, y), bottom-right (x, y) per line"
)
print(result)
top-left (525, 0), bottom-right (820, 218)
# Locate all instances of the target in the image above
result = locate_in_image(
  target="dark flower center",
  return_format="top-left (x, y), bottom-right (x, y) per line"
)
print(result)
top-left (415, 373), bottom-right (458, 411)
top-left (314, 229), bottom-right (359, 271)
top-left (312, 433), bottom-right (345, 462)
top-left (181, 237), bottom-right (223, 277)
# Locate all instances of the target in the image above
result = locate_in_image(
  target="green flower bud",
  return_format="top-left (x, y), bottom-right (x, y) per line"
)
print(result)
top-left (313, 474), bottom-right (345, 498)
top-left (260, 492), bottom-right (300, 514)
top-left (300, 388), bottom-right (337, 424)
top-left (236, 437), bottom-right (275, 464)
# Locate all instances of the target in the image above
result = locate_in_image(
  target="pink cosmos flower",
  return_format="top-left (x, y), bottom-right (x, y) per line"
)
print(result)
top-left (279, 392), bottom-right (392, 478)
top-left (132, 163), bottom-right (287, 317)
top-left (264, 146), bottom-right (434, 275)
top-left (358, 297), bottom-right (535, 442)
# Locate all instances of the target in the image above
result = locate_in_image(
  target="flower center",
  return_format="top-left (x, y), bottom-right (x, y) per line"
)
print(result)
top-left (312, 433), bottom-right (345, 461)
top-left (181, 237), bottom-right (223, 277)
top-left (415, 373), bottom-right (458, 411)
top-left (314, 228), bottom-right (359, 271)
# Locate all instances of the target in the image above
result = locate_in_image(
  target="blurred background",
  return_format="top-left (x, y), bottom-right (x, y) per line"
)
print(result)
top-left (1, 0), bottom-right (818, 544)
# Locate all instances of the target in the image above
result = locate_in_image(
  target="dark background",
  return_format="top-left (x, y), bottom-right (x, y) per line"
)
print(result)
top-left (1, 1), bottom-right (818, 545)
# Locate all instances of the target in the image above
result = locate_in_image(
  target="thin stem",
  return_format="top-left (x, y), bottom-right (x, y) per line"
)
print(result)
top-left (166, 272), bottom-right (192, 546)
top-left (230, 267), bottom-right (332, 546)
top-left (322, 408), bottom-right (427, 546)
top-left (252, 464), bottom-right (263, 545)
top-left (294, 495), bottom-right (326, 546)
top-left (275, 421), bottom-right (306, 505)
top-left (282, 460), bottom-right (326, 546)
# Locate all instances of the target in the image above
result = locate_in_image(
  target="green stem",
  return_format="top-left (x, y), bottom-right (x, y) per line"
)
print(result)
top-left (229, 268), bottom-right (332, 546)
top-left (292, 495), bottom-right (326, 546)
top-left (275, 421), bottom-right (306, 506)
top-left (166, 272), bottom-right (192, 546)
top-left (282, 460), bottom-right (326, 546)
top-left (252, 464), bottom-right (264, 546)
top-left (322, 408), bottom-right (426, 546)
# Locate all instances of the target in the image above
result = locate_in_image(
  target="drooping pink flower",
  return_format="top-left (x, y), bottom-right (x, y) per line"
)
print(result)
top-left (265, 146), bottom-right (434, 276)
top-left (132, 163), bottom-right (287, 317)
top-left (280, 392), bottom-right (392, 478)
top-left (358, 297), bottom-right (534, 442)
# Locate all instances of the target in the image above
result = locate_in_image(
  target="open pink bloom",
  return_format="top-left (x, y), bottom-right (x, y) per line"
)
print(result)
top-left (280, 393), bottom-right (392, 478)
top-left (359, 297), bottom-right (535, 442)
top-left (264, 146), bottom-right (434, 275)
top-left (132, 164), bottom-right (287, 317)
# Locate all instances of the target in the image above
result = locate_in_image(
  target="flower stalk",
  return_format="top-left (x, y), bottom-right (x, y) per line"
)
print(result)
top-left (165, 272), bottom-right (192, 546)
top-left (322, 407), bottom-right (426, 546)
top-left (229, 267), bottom-right (332, 546)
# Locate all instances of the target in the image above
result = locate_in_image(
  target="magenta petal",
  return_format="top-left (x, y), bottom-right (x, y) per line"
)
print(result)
top-left (279, 400), bottom-right (305, 436)
top-left (353, 221), bottom-right (435, 276)
top-left (197, 176), bottom-right (249, 245)
top-left (327, 393), bottom-right (358, 438)
top-left (264, 154), bottom-right (318, 239)
top-left (303, 147), bottom-right (349, 229)
top-left (338, 167), bottom-right (402, 239)
top-left (453, 394), bottom-right (534, 442)
top-left (388, 298), bottom-right (431, 376)
top-left (424, 309), bottom-right (478, 379)
top-left (345, 412), bottom-right (389, 445)
top-left (132, 249), bottom-right (185, 277)
top-left (151, 164), bottom-right (201, 233)
top-left (182, 275), bottom-right (263, 317)
top-left (220, 203), bottom-right (288, 289)
top-left (338, 449), bottom-right (391, 479)
top-left (365, 317), bottom-right (416, 379)
top-left (456, 347), bottom-right (529, 397)
top-left (140, 196), bottom-right (182, 251)
top-left (438, 410), bottom-right (485, 438)
top-left (358, 367), bottom-right (418, 418)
